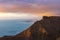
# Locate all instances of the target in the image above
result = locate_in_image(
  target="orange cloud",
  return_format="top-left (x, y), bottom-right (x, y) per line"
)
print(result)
top-left (0, 3), bottom-right (59, 16)
top-left (0, 3), bottom-right (51, 13)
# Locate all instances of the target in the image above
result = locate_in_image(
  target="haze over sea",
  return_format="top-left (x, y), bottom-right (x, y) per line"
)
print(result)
top-left (0, 20), bottom-right (34, 37)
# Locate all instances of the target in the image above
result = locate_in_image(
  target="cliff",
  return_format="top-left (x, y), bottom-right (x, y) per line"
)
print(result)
top-left (0, 16), bottom-right (60, 40)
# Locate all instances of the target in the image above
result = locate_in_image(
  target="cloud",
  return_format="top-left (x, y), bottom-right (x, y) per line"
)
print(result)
top-left (0, 3), bottom-right (54, 13)
top-left (0, 0), bottom-right (60, 16)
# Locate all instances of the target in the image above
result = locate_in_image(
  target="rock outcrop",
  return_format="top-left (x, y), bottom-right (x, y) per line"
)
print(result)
top-left (0, 16), bottom-right (60, 40)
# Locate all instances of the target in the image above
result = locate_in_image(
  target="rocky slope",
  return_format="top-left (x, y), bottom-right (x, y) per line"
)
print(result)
top-left (0, 16), bottom-right (60, 40)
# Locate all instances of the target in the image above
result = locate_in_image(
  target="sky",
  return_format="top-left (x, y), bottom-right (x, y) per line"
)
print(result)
top-left (0, 0), bottom-right (60, 20)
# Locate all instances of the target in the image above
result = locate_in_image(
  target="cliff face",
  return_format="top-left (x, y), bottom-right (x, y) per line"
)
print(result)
top-left (0, 16), bottom-right (60, 40)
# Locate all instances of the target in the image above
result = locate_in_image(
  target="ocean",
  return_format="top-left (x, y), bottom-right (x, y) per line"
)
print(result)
top-left (0, 20), bottom-right (34, 37)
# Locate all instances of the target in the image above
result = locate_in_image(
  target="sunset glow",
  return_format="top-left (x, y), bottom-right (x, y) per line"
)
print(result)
top-left (0, 12), bottom-right (59, 20)
top-left (36, 13), bottom-right (57, 17)
top-left (0, 12), bottom-right (40, 20)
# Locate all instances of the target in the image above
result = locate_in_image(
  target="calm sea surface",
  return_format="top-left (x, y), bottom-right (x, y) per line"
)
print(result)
top-left (0, 20), bottom-right (34, 37)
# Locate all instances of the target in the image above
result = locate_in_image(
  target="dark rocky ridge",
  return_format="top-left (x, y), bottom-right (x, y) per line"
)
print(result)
top-left (0, 16), bottom-right (60, 40)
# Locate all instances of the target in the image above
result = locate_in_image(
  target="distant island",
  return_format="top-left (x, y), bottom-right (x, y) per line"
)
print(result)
top-left (0, 16), bottom-right (60, 40)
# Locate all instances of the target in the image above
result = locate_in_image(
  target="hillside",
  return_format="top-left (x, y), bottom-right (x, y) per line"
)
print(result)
top-left (0, 16), bottom-right (60, 40)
